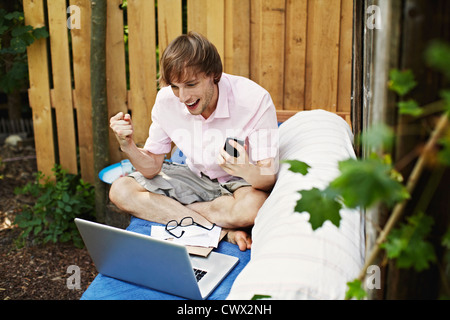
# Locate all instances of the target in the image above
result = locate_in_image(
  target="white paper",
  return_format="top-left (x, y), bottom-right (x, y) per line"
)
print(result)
top-left (151, 225), bottom-right (222, 248)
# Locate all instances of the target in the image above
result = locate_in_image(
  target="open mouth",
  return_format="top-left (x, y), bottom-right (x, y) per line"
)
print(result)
top-left (185, 99), bottom-right (200, 110)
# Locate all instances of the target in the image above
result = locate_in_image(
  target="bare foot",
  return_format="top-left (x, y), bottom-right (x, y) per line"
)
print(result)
top-left (225, 229), bottom-right (252, 251)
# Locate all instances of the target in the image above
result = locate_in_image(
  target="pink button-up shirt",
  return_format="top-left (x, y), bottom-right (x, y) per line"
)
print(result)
top-left (143, 73), bottom-right (279, 183)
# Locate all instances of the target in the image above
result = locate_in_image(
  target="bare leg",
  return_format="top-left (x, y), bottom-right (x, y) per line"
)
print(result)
top-left (186, 186), bottom-right (269, 250)
top-left (186, 186), bottom-right (269, 229)
top-left (109, 177), bottom-right (213, 227)
top-left (110, 178), bottom-right (268, 250)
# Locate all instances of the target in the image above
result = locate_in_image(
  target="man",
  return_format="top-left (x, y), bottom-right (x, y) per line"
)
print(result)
top-left (109, 32), bottom-right (278, 251)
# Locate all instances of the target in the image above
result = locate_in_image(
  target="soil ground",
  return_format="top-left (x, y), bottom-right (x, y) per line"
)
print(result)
top-left (0, 141), bottom-right (97, 300)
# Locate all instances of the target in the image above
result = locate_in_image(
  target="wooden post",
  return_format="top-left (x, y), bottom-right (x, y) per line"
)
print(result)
top-left (361, 0), bottom-right (402, 300)
top-left (91, 0), bottom-right (109, 223)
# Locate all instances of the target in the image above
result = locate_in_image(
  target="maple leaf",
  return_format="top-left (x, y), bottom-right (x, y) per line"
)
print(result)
top-left (359, 123), bottom-right (395, 153)
top-left (388, 69), bottom-right (417, 96)
top-left (329, 158), bottom-right (409, 209)
top-left (425, 40), bottom-right (450, 80)
top-left (345, 279), bottom-right (367, 300)
top-left (282, 160), bottom-right (311, 175)
top-left (398, 99), bottom-right (424, 117)
top-left (294, 187), bottom-right (342, 230)
top-left (381, 212), bottom-right (437, 272)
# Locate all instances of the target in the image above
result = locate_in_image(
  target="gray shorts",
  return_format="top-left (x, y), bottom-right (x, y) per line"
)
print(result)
top-left (128, 162), bottom-right (251, 205)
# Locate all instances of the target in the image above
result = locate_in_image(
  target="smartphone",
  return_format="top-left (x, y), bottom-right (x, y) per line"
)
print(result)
top-left (223, 138), bottom-right (245, 158)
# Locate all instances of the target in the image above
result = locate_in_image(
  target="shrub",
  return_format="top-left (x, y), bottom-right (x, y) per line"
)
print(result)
top-left (14, 164), bottom-right (95, 248)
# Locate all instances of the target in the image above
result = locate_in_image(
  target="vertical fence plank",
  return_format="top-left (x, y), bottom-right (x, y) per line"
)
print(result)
top-left (187, 0), bottom-right (225, 61)
top-left (284, 0), bottom-right (308, 111)
top-left (187, 0), bottom-right (207, 34)
top-left (70, 0), bottom-right (94, 183)
top-left (224, 0), bottom-right (250, 77)
top-left (250, 0), bottom-right (286, 109)
top-left (305, 0), bottom-right (342, 111)
top-left (47, 0), bottom-right (78, 174)
top-left (23, 0), bottom-right (55, 179)
top-left (157, 0), bottom-right (182, 54)
top-left (337, 0), bottom-right (353, 116)
top-left (106, 0), bottom-right (128, 164)
top-left (206, 0), bottom-right (225, 61)
top-left (250, 0), bottom-right (261, 84)
top-left (127, 0), bottom-right (157, 147)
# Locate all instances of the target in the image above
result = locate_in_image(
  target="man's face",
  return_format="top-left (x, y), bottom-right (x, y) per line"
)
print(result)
top-left (170, 72), bottom-right (218, 119)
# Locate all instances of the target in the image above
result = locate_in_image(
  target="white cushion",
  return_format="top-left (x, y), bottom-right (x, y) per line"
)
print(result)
top-left (227, 110), bottom-right (365, 300)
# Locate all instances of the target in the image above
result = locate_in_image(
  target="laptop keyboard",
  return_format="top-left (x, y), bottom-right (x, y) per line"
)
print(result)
top-left (193, 268), bottom-right (208, 282)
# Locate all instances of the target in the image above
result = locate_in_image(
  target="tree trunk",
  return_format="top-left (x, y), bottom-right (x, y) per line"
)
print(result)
top-left (7, 90), bottom-right (22, 120)
top-left (90, 0), bottom-right (109, 223)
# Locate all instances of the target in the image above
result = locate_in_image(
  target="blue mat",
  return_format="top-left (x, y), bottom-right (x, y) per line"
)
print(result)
top-left (80, 217), bottom-right (251, 300)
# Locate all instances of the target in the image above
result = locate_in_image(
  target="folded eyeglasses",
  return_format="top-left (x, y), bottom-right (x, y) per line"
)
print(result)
top-left (165, 216), bottom-right (216, 239)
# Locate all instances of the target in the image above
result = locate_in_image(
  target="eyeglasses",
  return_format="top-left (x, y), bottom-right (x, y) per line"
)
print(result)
top-left (165, 216), bottom-right (216, 239)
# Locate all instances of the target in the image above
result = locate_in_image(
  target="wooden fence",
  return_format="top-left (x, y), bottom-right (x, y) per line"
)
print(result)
top-left (23, 0), bottom-right (353, 184)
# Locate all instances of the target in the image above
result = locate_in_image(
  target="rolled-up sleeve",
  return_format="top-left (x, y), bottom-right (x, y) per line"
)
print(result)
top-left (247, 93), bottom-right (279, 162)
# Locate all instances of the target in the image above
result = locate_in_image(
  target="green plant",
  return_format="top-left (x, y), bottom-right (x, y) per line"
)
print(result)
top-left (284, 40), bottom-right (450, 299)
top-left (14, 164), bottom-right (95, 248)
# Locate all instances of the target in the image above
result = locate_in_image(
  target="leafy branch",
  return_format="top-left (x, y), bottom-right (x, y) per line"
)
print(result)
top-left (285, 40), bottom-right (450, 299)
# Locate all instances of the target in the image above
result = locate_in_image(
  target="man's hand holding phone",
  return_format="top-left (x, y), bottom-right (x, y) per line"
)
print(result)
top-left (218, 137), bottom-right (249, 177)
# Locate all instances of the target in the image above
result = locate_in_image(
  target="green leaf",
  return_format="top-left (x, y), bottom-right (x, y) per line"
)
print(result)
top-left (388, 69), bottom-right (417, 96)
top-left (62, 192), bottom-right (70, 203)
top-left (438, 135), bottom-right (450, 166)
top-left (360, 123), bottom-right (395, 153)
top-left (34, 225), bottom-right (42, 236)
top-left (9, 37), bottom-right (27, 53)
top-left (282, 160), bottom-right (311, 175)
top-left (60, 232), bottom-right (71, 243)
top-left (0, 25), bottom-right (9, 36)
top-left (32, 26), bottom-right (49, 40)
top-left (380, 212), bottom-right (437, 272)
top-left (11, 24), bottom-right (33, 37)
top-left (295, 188), bottom-right (342, 230)
top-left (4, 11), bottom-right (24, 21)
top-left (425, 41), bottom-right (450, 80)
top-left (442, 228), bottom-right (450, 267)
top-left (440, 89), bottom-right (450, 115)
top-left (442, 228), bottom-right (450, 249)
top-left (398, 99), bottom-right (423, 117)
top-left (251, 294), bottom-right (272, 300)
top-left (345, 279), bottom-right (367, 300)
top-left (329, 158), bottom-right (410, 209)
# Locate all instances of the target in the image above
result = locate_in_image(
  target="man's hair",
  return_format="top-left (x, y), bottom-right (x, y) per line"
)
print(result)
top-left (159, 31), bottom-right (223, 86)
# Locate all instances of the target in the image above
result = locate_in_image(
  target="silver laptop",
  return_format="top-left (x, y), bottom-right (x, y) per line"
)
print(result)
top-left (75, 218), bottom-right (239, 300)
